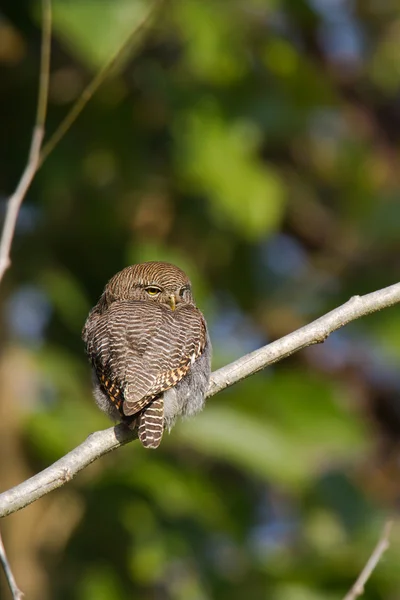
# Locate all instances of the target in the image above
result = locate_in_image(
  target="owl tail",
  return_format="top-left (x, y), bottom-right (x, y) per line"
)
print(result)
top-left (138, 396), bottom-right (164, 449)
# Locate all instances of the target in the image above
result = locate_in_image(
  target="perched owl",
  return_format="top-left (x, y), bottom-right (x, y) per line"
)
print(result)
top-left (82, 262), bottom-right (211, 449)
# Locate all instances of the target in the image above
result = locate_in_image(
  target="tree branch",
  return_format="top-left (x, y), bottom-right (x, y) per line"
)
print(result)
top-left (0, 530), bottom-right (23, 600)
top-left (343, 520), bottom-right (393, 600)
top-left (0, 0), bottom-right (164, 286)
top-left (39, 0), bottom-right (164, 168)
top-left (0, 281), bottom-right (400, 518)
top-left (0, 0), bottom-right (51, 285)
top-left (208, 282), bottom-right (400, 395)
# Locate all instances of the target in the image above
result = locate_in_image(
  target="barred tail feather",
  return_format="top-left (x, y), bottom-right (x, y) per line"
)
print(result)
top-left (138, 397), bottom-right (164, 449)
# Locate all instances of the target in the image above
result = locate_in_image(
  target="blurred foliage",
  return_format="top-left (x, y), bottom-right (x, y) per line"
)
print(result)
top-left (1, 0), bottom-right (400, 598)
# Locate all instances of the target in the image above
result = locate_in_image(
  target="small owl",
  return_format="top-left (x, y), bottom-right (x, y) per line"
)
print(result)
top-left (82, 262), bottom-right (211, 449)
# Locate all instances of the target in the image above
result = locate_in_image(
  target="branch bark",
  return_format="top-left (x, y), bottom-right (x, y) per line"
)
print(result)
top-left (343, 520), bottom-right (393, 600)
top-left (0, 281), bottom-right (400, 518)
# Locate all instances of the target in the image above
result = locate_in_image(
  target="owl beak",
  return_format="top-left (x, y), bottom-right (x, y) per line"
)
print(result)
top-left (168, 295), bottom-right (176, 311)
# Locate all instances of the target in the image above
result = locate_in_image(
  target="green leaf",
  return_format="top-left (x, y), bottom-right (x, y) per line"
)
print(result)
top-left (175, 103), bottom-right (285, 240)
top-left (174, 405), bottom-right (309, 487)
top-left (52, 0), bottom-right (147, 69)
top-left (173, 370), bottom-right (367, 488)
top-left (173, 0), bottom-right (247, 84)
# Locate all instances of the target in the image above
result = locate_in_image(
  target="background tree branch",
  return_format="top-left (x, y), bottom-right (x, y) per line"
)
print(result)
top-left (0, 0), bottom-right (163, 286)
top-left (38, 0), bottom-right (163, 168)
top-left (0, 0), bottom-right (51, 284)
top-left (0, 280), bottom-right (399, 519)
top-left (0, 530), bottom-right (23, 600)
top-left (343, 520), bottom-right (393, 600)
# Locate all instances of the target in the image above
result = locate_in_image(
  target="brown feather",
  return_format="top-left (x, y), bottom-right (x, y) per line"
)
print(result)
top-left (84, 301), bottom-right (206, 416)
top-left (82, 261), bottom-right (209, 449)
top-left (138, 397), bottom-right (164, 449)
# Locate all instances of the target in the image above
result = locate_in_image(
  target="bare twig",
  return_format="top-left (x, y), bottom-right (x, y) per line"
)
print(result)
top-left (0, 281), bottom-right (400, 517)
top-left (35, 0), bottom-right (52, 131)
top-left (343, 521), bottom-right (393, 600)
top-left (39, 0), bottom-right (163, 167)
top-left (0, 530), bottom-right (23, 600)
top-left (0, 0), bottom-right (51, 285)
top-left (0, 0), bottom-right (163, 286)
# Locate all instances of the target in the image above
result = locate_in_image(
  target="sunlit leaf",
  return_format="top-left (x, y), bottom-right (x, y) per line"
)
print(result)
top-left (52, 0), bottom-right (147, 69)
top-left (175, 102), bottom-right (285, 240)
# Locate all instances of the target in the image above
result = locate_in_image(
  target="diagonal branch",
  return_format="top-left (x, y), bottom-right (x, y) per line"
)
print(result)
top-left (343, 520), bottom-right (393, 600)
top-left (39, 0), bottom-right (164, 168)
top-left (0, 0), bottom-right (51, 285)
top-left (0, 0), bottom-right (164, 286)
top-left (208, 282), bottom-right (400, 396)
top-left (0, 530), bottom-right (23, 600)
top-left (0, 281), bottom-right (400, 518)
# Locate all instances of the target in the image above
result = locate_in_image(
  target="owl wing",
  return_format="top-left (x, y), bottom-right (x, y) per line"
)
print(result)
top-left (83, 300), bottom-right (207, 419)
top-left (123, 302), bottom-right (207, 414)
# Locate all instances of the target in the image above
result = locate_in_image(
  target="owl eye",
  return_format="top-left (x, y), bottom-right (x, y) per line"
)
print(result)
top-left (179, 287), bottom-right (187, 298)
top-left (145, 286), bottom-right (161, 296)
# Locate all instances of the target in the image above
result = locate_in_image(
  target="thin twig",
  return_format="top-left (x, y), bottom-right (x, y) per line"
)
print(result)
top-left (35, 0), bottom-right (52, 130)
top-left (343, 521), bottom-right (393, 600)
top-left (0, 0), bottom-right (163, 286)
top-left (0, 530), bottom-right (23, 600)
top-left (39, 0), bottom-right (163, 167)
top-left (0, 0), bottom-right (51, 285)
top-left (0, 281), bottom-right (400, 517)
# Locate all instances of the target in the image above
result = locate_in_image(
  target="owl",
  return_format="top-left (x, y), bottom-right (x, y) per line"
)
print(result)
top-left (82, 262), bottom-right (211, 449)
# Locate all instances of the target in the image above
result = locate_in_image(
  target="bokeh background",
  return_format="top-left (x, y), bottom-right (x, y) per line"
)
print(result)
top-left (1, 0), bottom-right (400, 598)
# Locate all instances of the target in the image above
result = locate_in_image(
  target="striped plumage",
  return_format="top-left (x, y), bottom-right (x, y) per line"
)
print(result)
top-left (82, 262), bottom-right (211, 449)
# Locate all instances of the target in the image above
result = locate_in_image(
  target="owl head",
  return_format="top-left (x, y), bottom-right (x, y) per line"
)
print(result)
top-left (101, 261), bottom-right (195, 310)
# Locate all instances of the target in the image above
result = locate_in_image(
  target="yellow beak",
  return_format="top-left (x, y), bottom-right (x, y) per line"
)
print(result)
top-left (168, 295), bottom-right (176, 311)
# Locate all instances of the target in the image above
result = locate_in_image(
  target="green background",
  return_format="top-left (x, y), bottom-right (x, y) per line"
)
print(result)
top-left (1, 0), bottom-right (400, 598)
